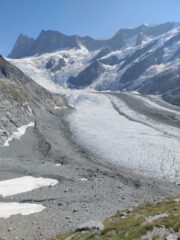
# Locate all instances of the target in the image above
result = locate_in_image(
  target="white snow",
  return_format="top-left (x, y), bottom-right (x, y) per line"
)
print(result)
top-left (54, 105), bottom-right (67, 110)
top-left (54, 105), bottom-right (61, 109)
top-left (0, 176), bottom-right (58, 219)
top-left (3, 122), bottom-right (35, 147)
top-left (0, 176), bottom-right (58, 197)
top-left (0, 202), bottom-right (45, 219)
top-left (80, 178), bottom-right (88, 181)
top-left (67, 92), bottom-right (180, 182)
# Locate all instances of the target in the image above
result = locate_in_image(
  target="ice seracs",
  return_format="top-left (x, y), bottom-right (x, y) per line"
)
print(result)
top-left (9, 46), bottom-right (97, 92)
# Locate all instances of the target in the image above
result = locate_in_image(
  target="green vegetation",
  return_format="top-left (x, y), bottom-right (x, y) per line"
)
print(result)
top-left (49, 197), bottom-right (180, 240)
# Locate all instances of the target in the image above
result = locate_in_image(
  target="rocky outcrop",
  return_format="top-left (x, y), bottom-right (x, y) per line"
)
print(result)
top-left (45, 57), bottom-right (66, 72)
top-left (163, 87), bottom-right (180, 106)
top-left (67, 61), bottom-right (105, 89)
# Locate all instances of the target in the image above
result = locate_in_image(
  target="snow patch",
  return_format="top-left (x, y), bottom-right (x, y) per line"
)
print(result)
top-left (3, 122), bottom-right (35, 147)
top-left (54, 105), bottom-right (61, 110)
top-left (0, 176), bottom-right (58, 197)
top-left (80, 178), bottom-right (88, 181)
top-left (0, 202), bottom-right (45, 219)
top-left (54, 105), bottom-right (67, 110)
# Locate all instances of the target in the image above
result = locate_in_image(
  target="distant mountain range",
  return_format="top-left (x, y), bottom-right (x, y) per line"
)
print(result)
top-left (9, 22), bottom-right (178, 58)
top-left (8, 22), bottom-right (180, 106)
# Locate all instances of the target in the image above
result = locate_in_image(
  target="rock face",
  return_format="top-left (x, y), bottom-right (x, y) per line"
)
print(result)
top-left (136, 32), bottom-right (147, 46)
top-left (8, 30), bottom-right (106, 58)
top-left (45, 57), bottom-right (66, 73)
top-left (29, 30), bottom-right (81, 56)
top-left (68, 61), bottom-right (105, 89)
top-left (163, 88), bottom-right (180, 106)
top-left (0, 56), bottom-right (63, 144)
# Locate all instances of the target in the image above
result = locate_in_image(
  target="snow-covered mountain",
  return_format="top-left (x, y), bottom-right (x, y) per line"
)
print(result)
top-left (9, 46), bottom-right (97, 92)
top-left (8, 22), bottom-right (180, 106)
top-left (9, 22), bottom-right (177, 59)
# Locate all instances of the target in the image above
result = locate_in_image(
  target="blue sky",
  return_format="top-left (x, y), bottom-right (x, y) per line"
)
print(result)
top-left (1, 0), bottom-right (180, 56)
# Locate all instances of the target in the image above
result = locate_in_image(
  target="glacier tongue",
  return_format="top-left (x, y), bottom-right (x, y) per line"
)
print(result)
top-left (67, 91), bottom-right (180, 182)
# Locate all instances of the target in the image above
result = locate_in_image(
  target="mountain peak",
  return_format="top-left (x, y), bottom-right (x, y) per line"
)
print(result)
top-left (8, 34), bottom-right (35, 59)
top-left (29, 30), bottom-right (81, 56)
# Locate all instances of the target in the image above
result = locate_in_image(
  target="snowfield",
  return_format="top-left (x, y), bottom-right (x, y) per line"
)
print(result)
top-left (67, 92), bottom-right (180, 183)
top-left (0, 202), bottom-right (45, 219)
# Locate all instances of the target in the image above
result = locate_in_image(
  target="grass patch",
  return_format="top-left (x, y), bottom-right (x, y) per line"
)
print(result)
top-left (48, 197), bottom-right (180, 240)
top-left (49, 233), bottom-right (70, 240)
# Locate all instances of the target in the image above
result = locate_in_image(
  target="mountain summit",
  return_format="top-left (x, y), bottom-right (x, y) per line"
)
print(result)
top-left (8, 22), bottom-right (178, 59)
top-left (8, 34), bottom-right (35, 58)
